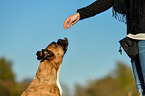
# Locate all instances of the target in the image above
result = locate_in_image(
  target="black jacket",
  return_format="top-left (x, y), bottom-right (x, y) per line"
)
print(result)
top-left (77, 0), bottom-right (145, 35)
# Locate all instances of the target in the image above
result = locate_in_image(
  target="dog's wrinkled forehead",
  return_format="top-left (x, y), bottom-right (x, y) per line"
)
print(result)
top-left (47, 42), bottom-right (57, 48)
top-left (46, 38), bottom-right (68, 54)
top-left (46, 42), bottom-right (63, 54)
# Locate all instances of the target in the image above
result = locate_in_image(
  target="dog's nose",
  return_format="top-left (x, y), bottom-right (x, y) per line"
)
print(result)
top-left (64, 37), bottom-right (67, 41)
top-left (57, 38), bottom-right (68, 54)
top-left (57, 38), bottom-right (67, 45)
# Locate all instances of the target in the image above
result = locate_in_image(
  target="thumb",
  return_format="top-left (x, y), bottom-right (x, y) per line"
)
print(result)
top-left (72, 16), bottom-right (80, 25)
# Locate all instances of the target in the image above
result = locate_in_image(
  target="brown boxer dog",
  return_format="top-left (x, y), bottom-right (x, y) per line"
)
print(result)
top-left (21, 38), bottom-right (68, 96)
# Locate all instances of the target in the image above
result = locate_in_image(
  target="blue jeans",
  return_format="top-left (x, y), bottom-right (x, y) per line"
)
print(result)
top-left (132, 40), bottom-right (145, 95)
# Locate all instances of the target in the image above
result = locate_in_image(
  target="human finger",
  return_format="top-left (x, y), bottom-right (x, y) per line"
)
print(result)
top-left (64, 18), bottom-right (71, 29)
top-left (72, 17), bottom-right (80, 25)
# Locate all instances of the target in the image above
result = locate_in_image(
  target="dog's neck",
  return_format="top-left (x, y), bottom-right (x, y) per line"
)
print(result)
top-left (35, 60), bottom-right (60, 84)
top-left (34, 60), bottom-right (63, 95)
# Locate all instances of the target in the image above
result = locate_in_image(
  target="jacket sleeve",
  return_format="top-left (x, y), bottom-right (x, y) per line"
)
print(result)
top-left (77, 0), bottom-right (114, 20)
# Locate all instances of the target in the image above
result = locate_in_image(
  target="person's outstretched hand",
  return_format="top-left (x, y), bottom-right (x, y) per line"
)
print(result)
top-left (64, 13), bottom-right (80, 29)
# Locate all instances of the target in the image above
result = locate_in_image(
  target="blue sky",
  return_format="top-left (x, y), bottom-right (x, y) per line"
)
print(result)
top-left (0, 0), bottom-right (131, 91)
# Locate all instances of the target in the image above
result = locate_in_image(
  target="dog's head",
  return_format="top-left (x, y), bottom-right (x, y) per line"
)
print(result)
top-left (36, 38), bottom-right (68, 62)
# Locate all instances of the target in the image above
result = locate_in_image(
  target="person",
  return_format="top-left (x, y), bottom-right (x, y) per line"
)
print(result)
top-left (64, 0), bottom-right (145, 96)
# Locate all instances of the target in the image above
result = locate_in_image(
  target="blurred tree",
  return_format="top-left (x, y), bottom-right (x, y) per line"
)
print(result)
top-left (75, 62), bottom-right (138, 96)
top-left (0, 57), bottom-right (24, 96)
top-left (0, 58), bottom-right (15, 81)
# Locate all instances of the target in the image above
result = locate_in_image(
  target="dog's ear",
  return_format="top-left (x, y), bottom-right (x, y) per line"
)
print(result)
top-left (36, 51), bottom-right (43, 60)
top-left (36, 49), bottom-right (55, 61)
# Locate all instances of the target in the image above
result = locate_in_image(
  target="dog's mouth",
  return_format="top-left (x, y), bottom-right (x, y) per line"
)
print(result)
top-left (53, 37), bottom-right (68, 53)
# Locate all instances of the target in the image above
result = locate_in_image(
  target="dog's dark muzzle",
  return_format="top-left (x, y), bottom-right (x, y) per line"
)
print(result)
top-left (57, 37), bottom-right (68, 54)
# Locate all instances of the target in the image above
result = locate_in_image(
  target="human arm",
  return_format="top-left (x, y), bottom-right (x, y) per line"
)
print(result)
top-left (64, 0), bottom-right (114, 29)
top-left (77, 0), bottom-right (114, 20)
